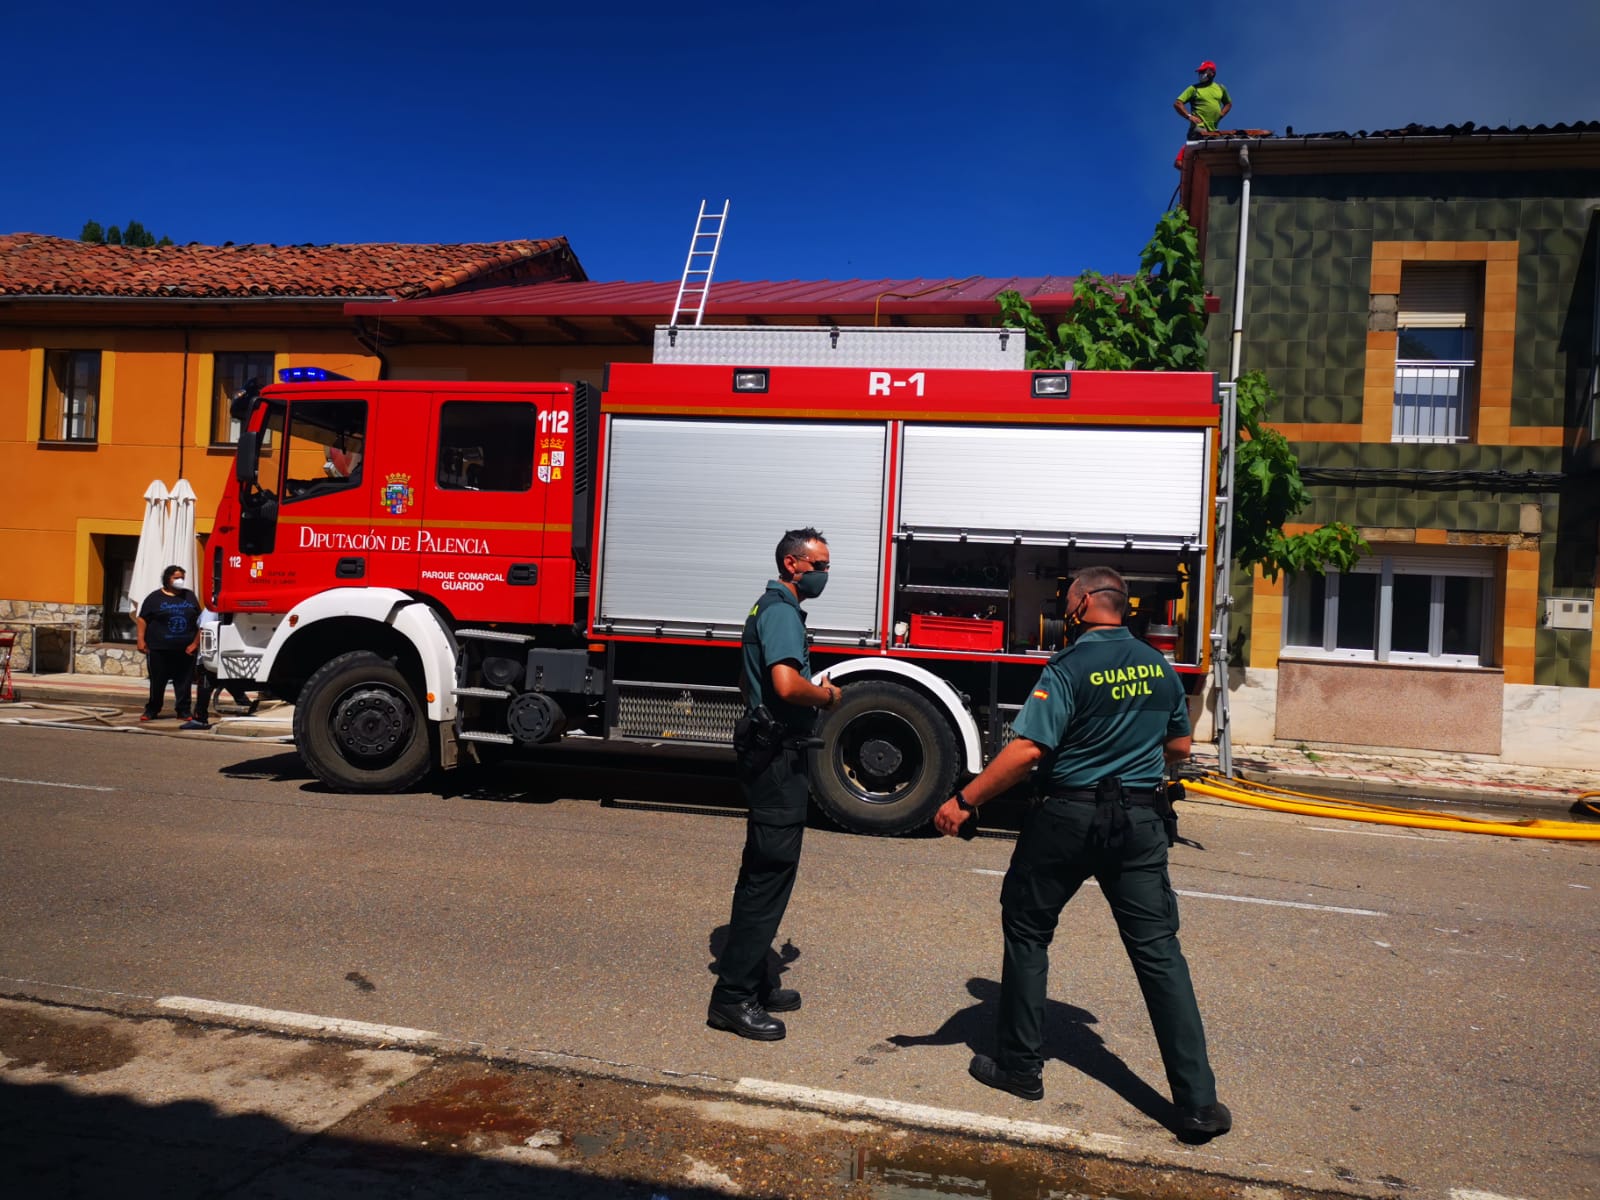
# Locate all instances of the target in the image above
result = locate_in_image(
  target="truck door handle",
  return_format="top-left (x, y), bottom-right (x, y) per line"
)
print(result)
top-left (508, 563), bottom-right (538, 586)
top-left (336, 557), bottom-right (366, 579)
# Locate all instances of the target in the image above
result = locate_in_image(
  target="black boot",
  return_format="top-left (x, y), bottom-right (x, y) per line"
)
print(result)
top-left (759, 986), bottom-right (801, 1013)
top-left (707, 998), bottom-right (785, 1041)
top-left (967, 1054), bottom-right (1043, 1101)
top-left (1175, 1100), bottom-right (1232, 1141)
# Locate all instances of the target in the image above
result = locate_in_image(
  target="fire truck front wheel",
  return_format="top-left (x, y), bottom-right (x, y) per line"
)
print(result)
top-left (809, 681), bottom-right (958, 835)
top-left (294, 651), bottom-right (433, 793)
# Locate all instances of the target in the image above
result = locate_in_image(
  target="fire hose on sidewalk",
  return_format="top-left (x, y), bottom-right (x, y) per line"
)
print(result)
top-left (1186, 775), bottom-right (1600, 841)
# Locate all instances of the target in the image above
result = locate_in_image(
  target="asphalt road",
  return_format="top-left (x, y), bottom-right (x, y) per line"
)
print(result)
top-left (1, 722), bottom-right (1596, 1199)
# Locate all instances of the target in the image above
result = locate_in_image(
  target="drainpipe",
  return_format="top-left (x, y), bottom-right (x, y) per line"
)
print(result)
top-left (177, 326), bottom-right (190, 480)
top-left (1228, 144), bottom-right (1252, 382)
top-left (1216, 143), bottom-right (1252, 779)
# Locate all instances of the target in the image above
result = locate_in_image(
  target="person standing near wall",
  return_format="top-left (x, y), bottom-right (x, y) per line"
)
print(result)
top-left (136, 565), bottom-right (201, 723)
top-left (185, 607), bottom-right (257, 730)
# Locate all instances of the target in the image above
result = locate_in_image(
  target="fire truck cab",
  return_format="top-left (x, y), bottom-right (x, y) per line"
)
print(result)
top-left (207, 328), bottom-right (1227, 834)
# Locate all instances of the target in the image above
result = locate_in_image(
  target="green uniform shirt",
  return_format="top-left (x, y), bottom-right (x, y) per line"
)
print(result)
top-left (1177, 81), bottom-right (1231, 131)
top-left (740, 580), bottom-right (814, 732)
top-left (1011, 627), bottom-right (1191, 791)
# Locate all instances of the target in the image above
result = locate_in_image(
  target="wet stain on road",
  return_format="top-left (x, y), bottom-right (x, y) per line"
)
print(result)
top-left (0, 1006), bottom-right (139, 1076)
top-left (261, 1043), bottom-right (401, 1090)
top-left (386, 1073), bottom-right (551, 1144)
top-left (344, 970), bottom-right (377, 993)
top-left (339, 1058), bottom-right (1367, 1200)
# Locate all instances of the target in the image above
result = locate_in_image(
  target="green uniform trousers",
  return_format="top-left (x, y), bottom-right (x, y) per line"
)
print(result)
top-left (997, 797), bottom-right (1217, 1108)
top-left (711, 744), bottom-right (808, 1005)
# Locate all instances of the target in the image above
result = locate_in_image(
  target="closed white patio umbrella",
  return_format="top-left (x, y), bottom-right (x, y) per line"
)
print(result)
top-left (167, 479), bottom-right (200, 596)
top-left (128, 480), bottom-right (171, 614)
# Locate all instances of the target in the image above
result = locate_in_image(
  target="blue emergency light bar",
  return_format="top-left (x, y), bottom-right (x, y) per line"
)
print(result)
top-left (278, 367), bottom-right (353, 382)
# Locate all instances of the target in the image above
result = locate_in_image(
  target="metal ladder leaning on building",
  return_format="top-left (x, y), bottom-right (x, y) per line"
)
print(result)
top-left (670, 199), bottom-right (729, 327)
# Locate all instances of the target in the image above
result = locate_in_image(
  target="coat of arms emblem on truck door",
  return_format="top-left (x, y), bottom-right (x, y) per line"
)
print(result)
top-left (383, 473), bottom-right (415, 516)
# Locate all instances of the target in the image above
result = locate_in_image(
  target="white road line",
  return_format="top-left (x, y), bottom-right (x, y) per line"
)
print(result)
top-left (1171, 888), bottom-right (1385, 916)
top-left (1307, 824), bottom-right (1435, 840)
top-left (156, 996), bottom-right (439, 1044)
top-left (968, 870), bottom-right (1386, 917)
top-left (736, 1077), bottom-right (1128, 1153)
top-left (0, 776), bottom-right (116, 792)
top-left (1450, 1189), bottom-right (1532, 1200)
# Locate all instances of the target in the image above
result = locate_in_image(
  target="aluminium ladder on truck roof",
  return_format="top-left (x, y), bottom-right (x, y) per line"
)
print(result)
top-left (669, 199), bottom-right (729, 328)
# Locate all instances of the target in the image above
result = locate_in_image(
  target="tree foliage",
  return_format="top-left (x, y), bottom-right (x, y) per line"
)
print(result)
top-left (998, 209), bottom-right (1207, 371)
top-left (1233, 371), bottom-right (1366, 581)
top-left (80, 219), bottom-right (172, 247)
top-left (997, 209), bottom-right (1364, 580)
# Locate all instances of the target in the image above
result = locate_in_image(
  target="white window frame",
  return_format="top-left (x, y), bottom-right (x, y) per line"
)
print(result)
top-left (1281, 552), bottom-right (1496, 668)
top-left (1393, 264), bottom-right (1481, 445)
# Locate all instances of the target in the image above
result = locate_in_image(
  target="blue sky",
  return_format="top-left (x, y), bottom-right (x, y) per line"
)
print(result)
top-left (10, 0), bottom-right (1597, 284)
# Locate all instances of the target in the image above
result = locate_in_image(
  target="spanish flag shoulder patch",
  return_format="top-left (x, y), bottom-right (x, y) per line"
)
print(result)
top-left (1031, 689), bottom-right (1050, 700)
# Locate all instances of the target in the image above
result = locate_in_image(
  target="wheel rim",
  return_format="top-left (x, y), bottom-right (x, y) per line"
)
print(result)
top-left (329, 682), bottom-right (415, 766)
top-left (830, 709), bottom-right (927, 806)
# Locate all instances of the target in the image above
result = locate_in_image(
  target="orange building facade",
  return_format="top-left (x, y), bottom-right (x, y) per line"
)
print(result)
top-left (0, 234), bottom-right (584, 675)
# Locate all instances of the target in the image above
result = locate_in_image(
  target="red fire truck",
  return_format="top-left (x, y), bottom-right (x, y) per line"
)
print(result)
top-left (205, 326), bottom-right (1231, 833)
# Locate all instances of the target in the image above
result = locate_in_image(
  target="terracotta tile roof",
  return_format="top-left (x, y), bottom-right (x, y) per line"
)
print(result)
top-left (0, 233), bottom-right (585, 299)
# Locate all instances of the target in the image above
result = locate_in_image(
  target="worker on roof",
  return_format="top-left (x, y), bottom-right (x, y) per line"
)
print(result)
top-left (1174, 60), bottom-right (1232, 136)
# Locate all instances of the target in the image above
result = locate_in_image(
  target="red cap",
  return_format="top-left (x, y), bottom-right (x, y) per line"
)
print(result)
top-left (1197, 60), bottom-right (1217, 72)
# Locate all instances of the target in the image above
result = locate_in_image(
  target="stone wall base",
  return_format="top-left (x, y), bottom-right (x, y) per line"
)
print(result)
top-left (1196, 666), bottom-right (1600, 770)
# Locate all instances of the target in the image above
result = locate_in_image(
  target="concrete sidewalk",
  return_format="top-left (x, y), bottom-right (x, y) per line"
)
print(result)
top-left (6, 670), bottom-right (1596, 812)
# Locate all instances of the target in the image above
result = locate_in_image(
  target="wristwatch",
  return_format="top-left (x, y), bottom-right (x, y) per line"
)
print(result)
top-left (955, 790), bottom-right (976, 814)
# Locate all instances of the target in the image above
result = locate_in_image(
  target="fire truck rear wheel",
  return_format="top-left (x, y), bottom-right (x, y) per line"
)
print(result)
top-left (809, 681), bottom-right (958, 835)
top-left (294, 650), bottom-right (433, 793)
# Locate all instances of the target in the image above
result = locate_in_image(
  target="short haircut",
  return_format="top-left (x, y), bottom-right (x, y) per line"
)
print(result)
top-left (162, 564), bottom-right (187, 587)
top-left (1072, 565), bottom-right (1128, 617)
top-left (775, 527), bottom-right (827, 577)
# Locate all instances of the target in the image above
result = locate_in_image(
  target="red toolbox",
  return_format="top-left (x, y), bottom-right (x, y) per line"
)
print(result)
top-left (909, 614), bottom-right (1004, 652)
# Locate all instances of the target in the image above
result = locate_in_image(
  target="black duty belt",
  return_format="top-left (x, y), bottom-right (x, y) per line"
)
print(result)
top-left (1048, 787), bottom-right (1160, 806)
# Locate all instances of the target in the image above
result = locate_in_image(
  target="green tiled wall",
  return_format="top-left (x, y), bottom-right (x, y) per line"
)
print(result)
top-left (1199, 168), bottom-right (1600, 687)
top-left (1202, 170), bottom-right (1600, 431)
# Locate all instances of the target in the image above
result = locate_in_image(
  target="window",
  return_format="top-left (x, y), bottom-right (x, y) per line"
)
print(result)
top-left (1283, 551), bottom-right (1495, 666)
top-left (101, 534), bottom-right (139, 642)
top-left (280, 400), bottom-right (366, 503)
top-left (437, 401), bottom-right (537, 491)
top-left (1393, 265), bottom-right (1481, 443)
top-left (41, 350), bottom-right (101, 441)
top-left (212, 352), bottom-right (276, 445)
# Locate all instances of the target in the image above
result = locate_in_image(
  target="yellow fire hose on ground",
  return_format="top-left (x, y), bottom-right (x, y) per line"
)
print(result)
top-left (1187, 775), bottom-right (1600, 842)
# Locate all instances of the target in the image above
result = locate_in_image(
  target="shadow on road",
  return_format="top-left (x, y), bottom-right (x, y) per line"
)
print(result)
top-left (214, 740), bottom-right (1037, 837)
top-left (0, 1076), bottom-right (759, 1200)
top-left (886, 977), bottom-right (1183, 1135)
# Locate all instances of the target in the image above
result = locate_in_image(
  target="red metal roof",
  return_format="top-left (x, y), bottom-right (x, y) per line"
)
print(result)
top-left (346, 276), bottom-right (1097, 320)
top-left (0, 233), bottom-right (584, 299)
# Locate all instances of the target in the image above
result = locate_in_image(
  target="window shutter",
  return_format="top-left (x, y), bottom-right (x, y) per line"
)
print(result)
top-left (1398, 265), bottom-right (1479, 328)
top-left (1350, 551), bottom-right (1494, 578)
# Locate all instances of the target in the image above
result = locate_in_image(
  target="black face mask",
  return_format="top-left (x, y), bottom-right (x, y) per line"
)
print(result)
top-left (1063, 587), bottom-right (1127, 643)
top-left (795, 568), bottom-right (828, 600)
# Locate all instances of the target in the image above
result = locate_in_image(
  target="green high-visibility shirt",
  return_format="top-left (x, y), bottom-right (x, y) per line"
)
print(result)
top-left (1010, 627), bottom-right (1191, 791)
top-left (1177, 81), bottom-right (1231, 131)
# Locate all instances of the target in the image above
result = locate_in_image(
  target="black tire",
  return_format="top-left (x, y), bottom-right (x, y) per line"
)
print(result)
top-left (809, 680), bottom-right (960, 835)
top-left (293, 650), bottom-right (433, 793)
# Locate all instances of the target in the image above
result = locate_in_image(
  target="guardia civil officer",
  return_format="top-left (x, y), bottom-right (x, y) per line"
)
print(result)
top-left (707, 528), bottom-right (841, 1041)
top-left (933, 565), bottom-right (1232, 1141)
